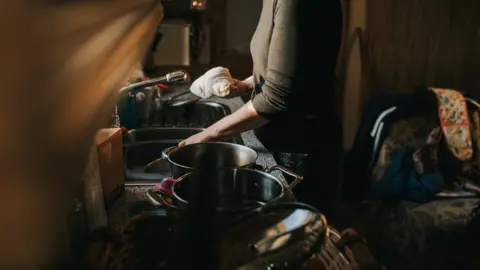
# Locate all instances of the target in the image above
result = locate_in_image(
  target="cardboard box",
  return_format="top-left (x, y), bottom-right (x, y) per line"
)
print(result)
top-left (95, 128), bottom-right (125, 209)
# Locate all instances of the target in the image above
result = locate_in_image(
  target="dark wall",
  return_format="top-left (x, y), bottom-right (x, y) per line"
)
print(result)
top-left (365, 0), bottom-right (480, 96)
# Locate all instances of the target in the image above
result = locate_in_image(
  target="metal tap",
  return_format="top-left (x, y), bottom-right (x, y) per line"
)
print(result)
top-left (119, 70), bottom-right (190, 94)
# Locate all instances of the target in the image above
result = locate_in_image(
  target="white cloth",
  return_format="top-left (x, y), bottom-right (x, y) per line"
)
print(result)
top-left (189, 67), bottom-right (233, 99)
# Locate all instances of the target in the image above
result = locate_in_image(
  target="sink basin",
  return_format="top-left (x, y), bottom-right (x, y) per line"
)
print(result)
top-left (123, 127), bottom-right (244, 184)
top-left (124, 141), bottom-right (172, 181)
top-left (149, 101), bottom-right (234, 128)
top-left (123, 127), bottom-right (206, 146)
top-left (123, 127), bottom-right (243, 146)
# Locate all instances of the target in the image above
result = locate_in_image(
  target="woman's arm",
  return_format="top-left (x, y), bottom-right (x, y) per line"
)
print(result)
top-left (242, 76), bottom-right (254, 88)
top-left (250, 0), bottom-right (298, 118)
top-left (179, 2), bottom-right (298, 146)
top-left (179, 101), bottom-right (269, 146)
top-left (209, 100), bottom-right (268, 138)
top-left (227, 76), bottom-right (254, 98)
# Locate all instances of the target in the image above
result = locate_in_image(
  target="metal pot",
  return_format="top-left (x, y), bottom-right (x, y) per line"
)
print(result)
top-left (220, 203), bottom-right (330, 270)
top-left (161, 142), bottom-right (259, 178)
top-left (144, 157), bottom-right (170, 174)
top-left (146, 165), bottom-right (303, 213)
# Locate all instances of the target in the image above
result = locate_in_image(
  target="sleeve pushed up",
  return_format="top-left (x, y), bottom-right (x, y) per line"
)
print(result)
top-left (251, 0), bottom-right (298, 118)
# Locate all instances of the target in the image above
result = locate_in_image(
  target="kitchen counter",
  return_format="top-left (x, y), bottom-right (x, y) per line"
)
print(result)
top-left (108, 96), bottom-right (286, 229)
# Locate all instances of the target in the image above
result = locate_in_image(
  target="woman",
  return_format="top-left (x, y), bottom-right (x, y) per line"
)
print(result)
top-left (180, 0), bottom-right (343, 215)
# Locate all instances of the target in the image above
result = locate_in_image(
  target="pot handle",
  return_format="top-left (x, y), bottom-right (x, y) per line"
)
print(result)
top-left (157, 193), bottom-right (177, 209)
top-left (161, 146), bottom-right (177, 159)
top-left (266, 165), bottom-right (304, 191)
top-left (146, 189), bottom-right (178, 209)
top-left (146, 178), bottom-right (178, 209)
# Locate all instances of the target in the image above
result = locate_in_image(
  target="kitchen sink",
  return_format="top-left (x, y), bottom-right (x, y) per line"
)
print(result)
top-left (124, 141), bottom-right (172, 182)
top-left (124, 128), bottom-right (243, 184)
top-left (124, 127), bottom-right (243, 146)
top-left (149, 101), bottom-right (234, 128)
top-left (123, 127), bottom-right (206, 146)
top-left (123, 101), bottom-right (244, 185)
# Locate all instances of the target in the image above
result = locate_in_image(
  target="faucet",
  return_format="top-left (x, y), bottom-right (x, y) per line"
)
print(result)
top-left (119, 70), bottom-right (190, 94)
top-left (117, 70), bottom-right (191, 124)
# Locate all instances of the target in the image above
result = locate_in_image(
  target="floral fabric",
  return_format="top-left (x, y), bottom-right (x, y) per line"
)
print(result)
top-left (430, 88), bottom-right (473, 161)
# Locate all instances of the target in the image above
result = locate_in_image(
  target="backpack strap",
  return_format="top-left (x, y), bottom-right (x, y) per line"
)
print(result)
top-left (430, 88), bottom-right (473, 161)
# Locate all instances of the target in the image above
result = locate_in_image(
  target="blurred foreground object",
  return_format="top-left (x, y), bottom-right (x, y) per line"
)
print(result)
top-left (82, 128), bottom-right (125, 233)
top-left (0, 0), bottom-right (163, 268)
top-left (94, 128), bottom-right (125, 212)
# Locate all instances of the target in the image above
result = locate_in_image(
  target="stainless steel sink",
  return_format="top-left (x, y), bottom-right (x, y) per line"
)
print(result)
top-left (124, 127), bottom-right (243, 145)
top-left (124, 128), bottom-right (243, 182)
top-left (123, 127), bottom-right (206, 146)
top-left (124, 141), bottom-right (172, 182)
top-left (123, 127), bottom-right (241, 175)
top-left (149, 101), bottom-right (235, 128)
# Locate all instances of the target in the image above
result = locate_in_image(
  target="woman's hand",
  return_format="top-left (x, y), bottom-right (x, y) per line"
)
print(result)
top-left (179, 101), bottom-right (269, 148)
top-left (178, 129), bottom-right (219, 147)
top-left (228, 79), bottom-right (253, 98)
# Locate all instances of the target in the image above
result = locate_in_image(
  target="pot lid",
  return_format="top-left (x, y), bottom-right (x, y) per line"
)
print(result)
top-left (220, 203), bottom-right (328, 270)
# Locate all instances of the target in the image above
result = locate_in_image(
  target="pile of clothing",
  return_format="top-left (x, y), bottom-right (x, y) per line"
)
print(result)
top-left (346, 87), bottom-right (480, 203)
top-left (344, 87), bottom-right (480, 269)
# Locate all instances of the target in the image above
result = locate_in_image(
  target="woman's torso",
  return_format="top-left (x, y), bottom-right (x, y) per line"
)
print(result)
top-left (250, 0), bottom-right (343, 152)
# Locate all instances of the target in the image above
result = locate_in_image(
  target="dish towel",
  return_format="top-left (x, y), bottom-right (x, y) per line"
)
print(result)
top-left (190, 67), bottom-right (233, 98)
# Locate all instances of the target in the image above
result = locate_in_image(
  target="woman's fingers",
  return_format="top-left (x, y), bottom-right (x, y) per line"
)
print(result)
top-left (178, 130), bottom-right (215, 147)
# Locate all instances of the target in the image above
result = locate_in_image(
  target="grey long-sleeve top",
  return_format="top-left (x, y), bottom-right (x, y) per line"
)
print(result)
top-left (250, 0), bottom-right (342, 119)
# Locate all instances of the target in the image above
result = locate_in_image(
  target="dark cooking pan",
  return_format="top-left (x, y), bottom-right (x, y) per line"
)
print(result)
top-left (146, 165), bottom-right (302, 213)
top-left (161, 142), bottom-right (259, 178)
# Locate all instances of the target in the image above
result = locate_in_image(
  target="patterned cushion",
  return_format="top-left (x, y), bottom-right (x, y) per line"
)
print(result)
top-left (366, 198), bottom-right (479, 270)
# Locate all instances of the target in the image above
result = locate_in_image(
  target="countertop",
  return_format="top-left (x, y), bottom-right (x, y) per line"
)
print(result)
top-left (108, 96), bottom-right (285, 229)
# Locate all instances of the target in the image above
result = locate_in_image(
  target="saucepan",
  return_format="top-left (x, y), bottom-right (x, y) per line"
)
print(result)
top-left (146, 165), bottom-right (303, 214)
top-left (160, 142), bottom-right (259, 178)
